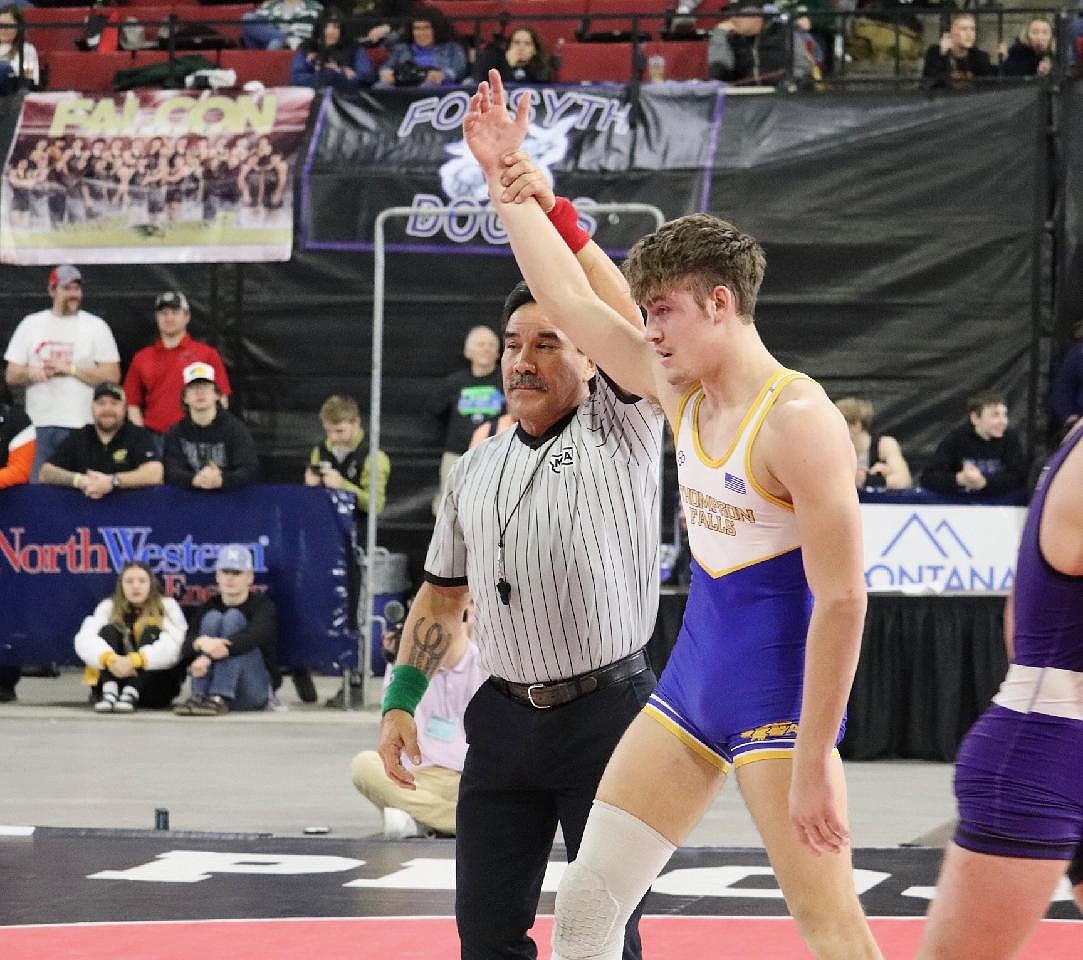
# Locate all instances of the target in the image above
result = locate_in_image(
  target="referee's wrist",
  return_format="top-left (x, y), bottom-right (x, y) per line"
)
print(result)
top-left (382, 663), bottom-right (429, 716)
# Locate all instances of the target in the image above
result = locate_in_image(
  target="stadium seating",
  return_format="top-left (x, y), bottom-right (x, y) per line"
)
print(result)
top-left (46, 50), bottom-right (168, 91)
top-left (217, 49), bottom-right (294, 86)
top-left (640, 39), bottom-right (708, 81)
top-left (580, 0), bottom-right (666, 42)
top-left (555, 40), bottom-right (635, 83)
top-left (504, 0), bottom-right (587, 51)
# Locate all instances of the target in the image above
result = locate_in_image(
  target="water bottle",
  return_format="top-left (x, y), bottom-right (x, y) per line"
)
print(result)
top-left (648, 53), bottom-right (666, 83)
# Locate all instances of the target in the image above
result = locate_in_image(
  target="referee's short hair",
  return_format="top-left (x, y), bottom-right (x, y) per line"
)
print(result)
top-left (500, 281), bottom-right (536, 334)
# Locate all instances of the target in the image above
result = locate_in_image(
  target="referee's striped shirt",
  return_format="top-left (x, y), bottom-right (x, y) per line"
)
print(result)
top-left (425, 371), bottom-right (664, 684)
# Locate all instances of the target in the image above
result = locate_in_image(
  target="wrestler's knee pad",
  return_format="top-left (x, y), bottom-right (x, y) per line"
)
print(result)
top-left (552, 860), bottom-right (623, 960)
top-left (551, 801), bottom-right (676, 960)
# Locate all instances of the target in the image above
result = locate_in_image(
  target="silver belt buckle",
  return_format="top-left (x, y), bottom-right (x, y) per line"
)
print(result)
top-left (526, 683), bottom-right (552, 709)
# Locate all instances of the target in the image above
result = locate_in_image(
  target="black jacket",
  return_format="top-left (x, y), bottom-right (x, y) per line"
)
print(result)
top-left (922, 45), bottom-right (997, 86)
top-left (163, 409), bottom-right (260, 489)
top-left (183, 592), bottom-right (280, 687)
top-left (921, 424), bottom-right (1028, 496)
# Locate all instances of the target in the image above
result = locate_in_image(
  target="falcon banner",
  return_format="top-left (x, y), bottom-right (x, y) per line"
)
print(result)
top-left (300, 84), bottom-right (726, 255)
top-left (0, 87), bottom-right (313, 265)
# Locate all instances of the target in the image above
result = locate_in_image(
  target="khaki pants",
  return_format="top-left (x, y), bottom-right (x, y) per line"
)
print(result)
top-left (350, 750), bottom-right (461, 836)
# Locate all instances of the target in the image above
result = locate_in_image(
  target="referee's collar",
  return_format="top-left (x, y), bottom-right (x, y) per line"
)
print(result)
top-left (515, 406), bottom-right (577, 449)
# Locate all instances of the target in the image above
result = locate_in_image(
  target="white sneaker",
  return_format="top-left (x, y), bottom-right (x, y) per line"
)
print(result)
top-left (382, 807), bottom-right (421, 840)
top-left (93, 697), bottom-right (115, 713)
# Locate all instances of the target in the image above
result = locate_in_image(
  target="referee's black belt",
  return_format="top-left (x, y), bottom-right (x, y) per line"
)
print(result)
top-left (488, 649), bottom-right (649, 710)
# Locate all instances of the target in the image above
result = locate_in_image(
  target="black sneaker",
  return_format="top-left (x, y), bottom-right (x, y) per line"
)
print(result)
top-left (291, 669), bottom-right (317, 704)
top-left (0, 686), bottom-right (15, 703)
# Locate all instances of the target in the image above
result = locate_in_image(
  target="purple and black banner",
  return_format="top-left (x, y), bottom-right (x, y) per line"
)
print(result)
top-left (299, 84), bottom-right (726, 255)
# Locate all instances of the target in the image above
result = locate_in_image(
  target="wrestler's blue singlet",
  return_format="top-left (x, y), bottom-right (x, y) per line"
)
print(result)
top-left (646, 369), bottom-right (843, 770)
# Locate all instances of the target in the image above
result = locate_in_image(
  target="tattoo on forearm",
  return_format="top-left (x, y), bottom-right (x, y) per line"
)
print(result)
top-left (407, 618), bottom-right (450, 676)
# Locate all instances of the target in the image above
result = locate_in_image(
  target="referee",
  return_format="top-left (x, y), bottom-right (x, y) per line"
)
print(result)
top-left (378, 201), bottom-right (664, 960)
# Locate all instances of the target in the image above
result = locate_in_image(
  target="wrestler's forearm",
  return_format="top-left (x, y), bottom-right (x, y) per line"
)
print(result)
top-left (490, 182), bottom-right (656, 397)
top-left (795, 599), bottom-right (865, 760)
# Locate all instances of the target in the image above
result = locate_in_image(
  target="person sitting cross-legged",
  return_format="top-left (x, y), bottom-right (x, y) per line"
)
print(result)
top-left (351, 606), bottom-right (486, 838)
top-left (74, 561), bottom-right (186, 713)
top-left (174, 544), bottom-right (280, 716)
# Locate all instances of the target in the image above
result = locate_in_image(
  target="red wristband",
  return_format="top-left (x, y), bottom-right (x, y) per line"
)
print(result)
top-left (546, 196), bottom-right (591, 254)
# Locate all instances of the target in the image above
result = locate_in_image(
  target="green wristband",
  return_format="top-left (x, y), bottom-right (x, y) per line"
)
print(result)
top-left (382, 663), bottom-right (430, 716)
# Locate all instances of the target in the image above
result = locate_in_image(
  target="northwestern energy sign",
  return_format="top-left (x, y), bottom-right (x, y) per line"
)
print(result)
top-left (862, 504), bottom-right (1027, 595)
top-left (0, 485), bottom-right (357, 670)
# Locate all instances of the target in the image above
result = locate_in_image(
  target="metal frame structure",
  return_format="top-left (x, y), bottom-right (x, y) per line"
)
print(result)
top-left (348, 201), bottom-right (665, 706)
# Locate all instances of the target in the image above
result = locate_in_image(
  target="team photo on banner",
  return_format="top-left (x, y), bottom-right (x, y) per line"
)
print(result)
top-left (0, 87), bottom-right (313, 264)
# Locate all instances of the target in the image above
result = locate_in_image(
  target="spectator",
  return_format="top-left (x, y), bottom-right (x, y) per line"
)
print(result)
top-left (164, 362), bottom-right (259, 490)
top-left (999, 17), bottom-right (1054, 79)
top-left (707, 3), bottom-right (811, 85)
top-left (0, 379), bottom-right (34, 489)
top-left (351, 605), bottom-right (486, 838)
top-left (835, 396), bottom-right (912, 489)
top-left (1049, 319), bottom-right (1083, 435)
top-left (241, 0), bottom-right (323, 51)
top-left (921, 391), bottom-right (1029, 498)
top-left (174, 544), bottom-right (279, 715)
top-left (476, 26), bottom-right (552, 84)
top-left (123, 290), bottom-right (232, 439)
top-left (430, 325), bottom-right (503, 513)
top-left (923, 13), bottom-right (998, 87)
top-left (791, 4), bottom-right (824, 77)
top-left (378, 6), bottom-right (467, 87)
top-left (3, 265), bottom-right (120, 481)
top-left (38, 382), bottom-right (162, 496)
top-left (342, 0), bottom-right (415, 46)
top-left (0, 4), bottom-right (38, 91)
top-left (290, 10), bottom-right (375, 89)
top-left (305, 393), bottom-right (390, 516)
top-left (74, 562), bottom-right (186, 713)
top-left (299, 393), bottom-right (391, 702)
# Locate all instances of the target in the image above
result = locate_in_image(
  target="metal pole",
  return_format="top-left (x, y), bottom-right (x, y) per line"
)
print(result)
top-left (363, 202), bottom-right (666, 707)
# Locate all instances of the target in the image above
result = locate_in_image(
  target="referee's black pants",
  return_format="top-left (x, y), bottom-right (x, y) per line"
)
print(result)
top-left (456, 667), bottom-right (656, 960)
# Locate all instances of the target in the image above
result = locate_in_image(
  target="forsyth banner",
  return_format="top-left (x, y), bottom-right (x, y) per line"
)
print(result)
top-left (0, 87), bottom-right (313, 265)
top-left (0, 484), bottom-right (358, 671)
top-left (301, 84), bottom-right (725, 254)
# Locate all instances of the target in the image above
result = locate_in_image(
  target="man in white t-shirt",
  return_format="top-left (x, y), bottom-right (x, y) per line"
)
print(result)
top-left (3, 265), bottom-right (120, 480)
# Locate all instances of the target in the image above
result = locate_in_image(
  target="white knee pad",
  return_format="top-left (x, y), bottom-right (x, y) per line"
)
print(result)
top-left (551, 800), bottom-right (676, 960)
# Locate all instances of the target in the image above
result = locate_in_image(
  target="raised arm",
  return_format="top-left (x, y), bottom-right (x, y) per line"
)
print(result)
top-left (465, 72), bottom-right (660, 401)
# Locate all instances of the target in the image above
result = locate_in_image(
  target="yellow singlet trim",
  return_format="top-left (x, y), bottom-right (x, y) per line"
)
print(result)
top-left (691, 368), bottom-right (790, 469)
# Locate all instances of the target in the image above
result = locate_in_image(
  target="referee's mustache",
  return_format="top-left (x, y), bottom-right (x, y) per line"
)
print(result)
top-left (508, 374), bottom-right (547, 391)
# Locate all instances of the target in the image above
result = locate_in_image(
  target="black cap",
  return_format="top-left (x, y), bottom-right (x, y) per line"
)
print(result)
top-left (93, 382), bottom-right (125, 402)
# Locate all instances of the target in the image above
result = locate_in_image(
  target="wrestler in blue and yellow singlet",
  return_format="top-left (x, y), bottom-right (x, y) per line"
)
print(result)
top-left (646, 369), bottom-right (845, 770)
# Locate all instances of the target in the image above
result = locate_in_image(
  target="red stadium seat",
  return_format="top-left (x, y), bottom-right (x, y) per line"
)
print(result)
top-left (427, 1), bottom-right (504, 44)
top-left (504, 0), bottom-right (587, 51)
top-left (640, 39), bottom-right (708, 81)
top-left (581, 0), bottom-right (666, 41)
top-left (25, 7), bottom-right (89, 56)
top-left (217, 48), bottom-right (294, 86)
top-left (45, 50), bottom-right (141, 91)
top-left (555, 39), bottom-right (635, 83)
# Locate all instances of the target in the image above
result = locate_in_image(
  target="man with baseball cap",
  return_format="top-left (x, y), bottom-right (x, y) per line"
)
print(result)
top-left (123, 290), bottom-right (232, 437)
top-left (3, 265), bottom-right (120, 480)
top-left (175, 542), bottom-right (280, 716)
top-left (163, 361), bottom-right (259, 490)
top-left (39, 381), bottom-right (162, 497)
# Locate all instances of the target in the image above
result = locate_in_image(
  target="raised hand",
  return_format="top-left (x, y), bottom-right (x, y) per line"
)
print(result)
top-left (463, 69), bottom-right (530, 180)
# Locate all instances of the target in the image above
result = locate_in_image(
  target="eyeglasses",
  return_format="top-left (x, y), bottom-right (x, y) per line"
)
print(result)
top-left (0, 22), bottom-right (18, 29)
top-left (218, 569), bottom-right (244, 576)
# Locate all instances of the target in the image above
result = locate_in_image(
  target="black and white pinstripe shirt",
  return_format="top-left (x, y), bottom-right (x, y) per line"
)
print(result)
top-left (425, 373), bottom-right (664, 684)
